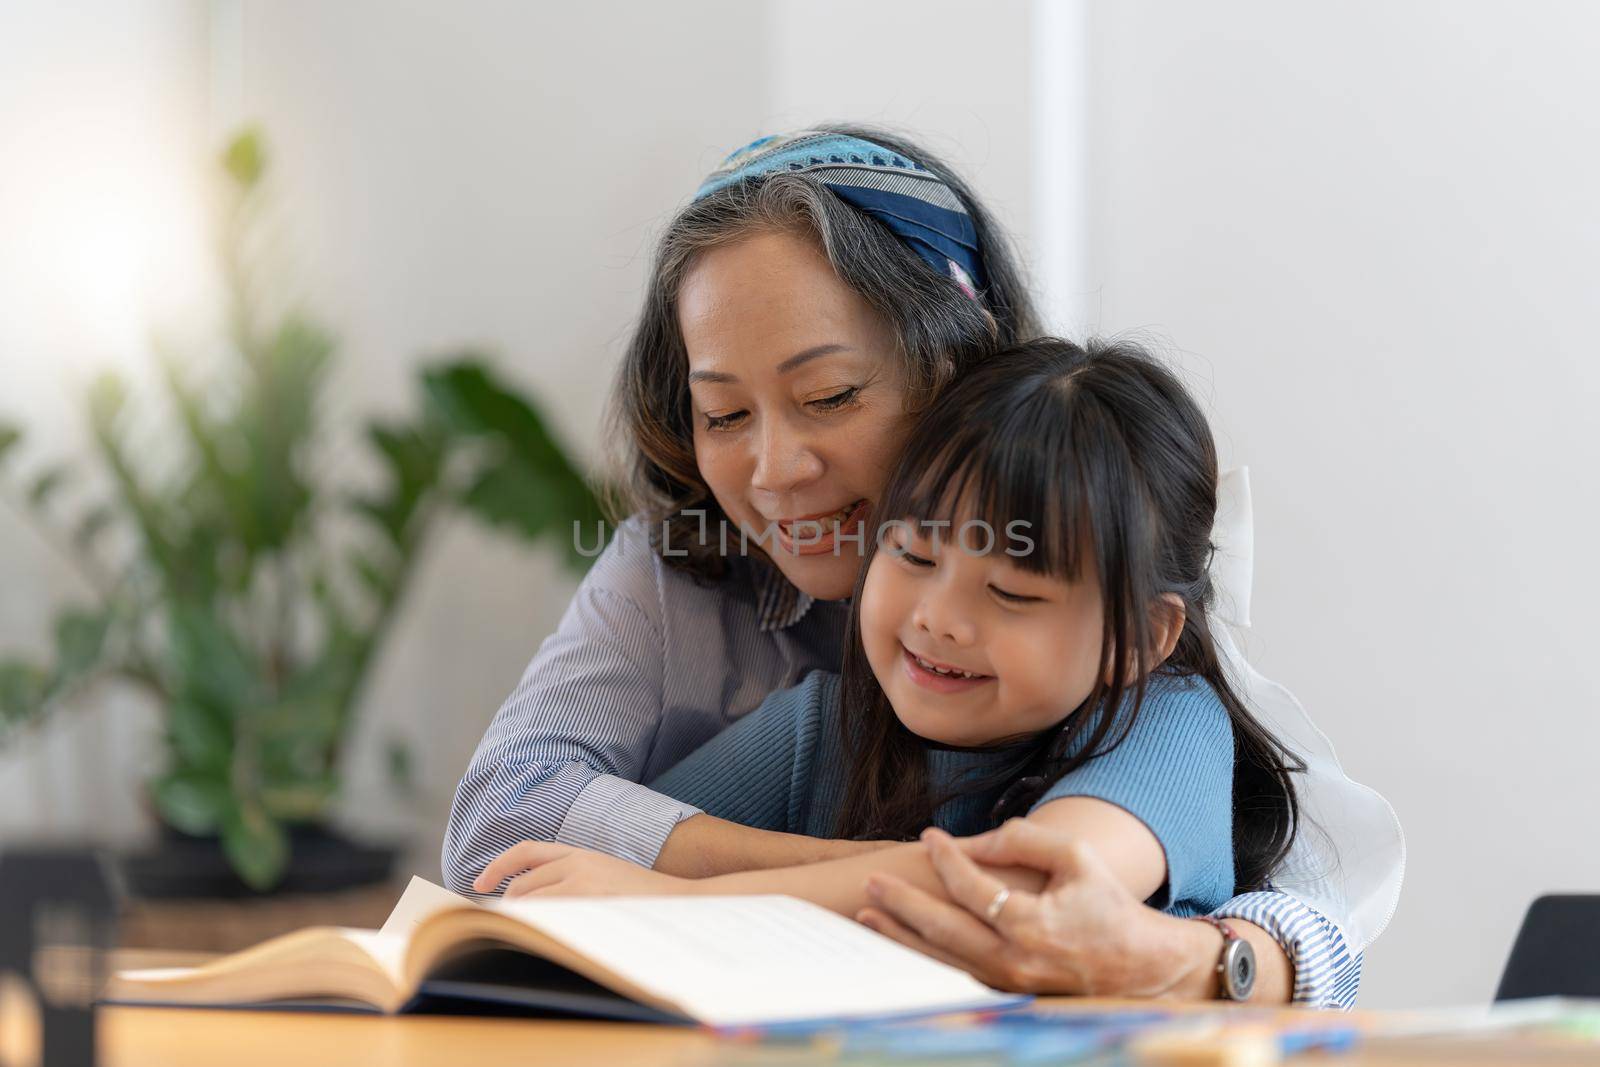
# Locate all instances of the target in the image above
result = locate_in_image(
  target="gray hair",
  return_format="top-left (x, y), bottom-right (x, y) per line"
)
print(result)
top-left (608, 124), bottom-right (1039, 578)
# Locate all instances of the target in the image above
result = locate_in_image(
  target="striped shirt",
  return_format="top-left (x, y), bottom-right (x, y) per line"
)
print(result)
top-left (443, 516), bottom-right (1363, 1008)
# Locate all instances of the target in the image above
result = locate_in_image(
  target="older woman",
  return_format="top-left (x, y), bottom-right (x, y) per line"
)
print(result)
top-left (444, 127), bottom-right (1398, 1007)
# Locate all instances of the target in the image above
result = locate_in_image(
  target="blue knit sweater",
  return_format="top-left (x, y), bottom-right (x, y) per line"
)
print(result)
top-left (651, 670), bottom-right (1237, 917)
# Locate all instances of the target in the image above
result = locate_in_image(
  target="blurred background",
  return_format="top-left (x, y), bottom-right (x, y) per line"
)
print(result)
top-left (1, 0), bottom-right (1595, 1010)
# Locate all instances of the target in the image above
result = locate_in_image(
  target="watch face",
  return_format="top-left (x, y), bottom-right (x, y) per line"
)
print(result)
top-left (1225, 939), bottom-right (1257, 1000)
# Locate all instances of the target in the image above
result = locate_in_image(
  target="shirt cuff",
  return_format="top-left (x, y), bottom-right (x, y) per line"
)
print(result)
top-left (554, 773), bottom-right (703, 868)
top-left (1212, 891), bottom-right (1364, 1009)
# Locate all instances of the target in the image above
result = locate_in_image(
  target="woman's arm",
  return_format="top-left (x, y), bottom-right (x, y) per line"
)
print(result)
top-left (443, 530), bottom-right (699, 894)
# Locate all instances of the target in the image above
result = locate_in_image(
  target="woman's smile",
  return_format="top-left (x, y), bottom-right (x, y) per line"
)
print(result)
top-left (770, 499), bottom-right (871, 555)
top-left (681, 229), bottom-right (912, 599)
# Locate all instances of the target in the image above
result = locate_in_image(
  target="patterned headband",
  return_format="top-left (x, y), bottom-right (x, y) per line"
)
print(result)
top-left (694, 131), bottom-right (985, 298)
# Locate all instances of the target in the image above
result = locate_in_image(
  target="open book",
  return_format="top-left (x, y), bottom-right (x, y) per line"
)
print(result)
top-left (109, 877), bottom-right (1026, 1029)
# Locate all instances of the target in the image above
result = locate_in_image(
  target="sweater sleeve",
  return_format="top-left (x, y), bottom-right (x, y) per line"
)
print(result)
top-left (649, 671), bottom-right (837, 834)
top-left (440, 519), bottom-right (699, 891)
top-left (1032, 676), bottom-right (1236, 916)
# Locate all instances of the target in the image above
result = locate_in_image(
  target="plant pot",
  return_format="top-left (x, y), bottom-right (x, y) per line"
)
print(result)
top-left (119, 823), bottom-right (399, 900)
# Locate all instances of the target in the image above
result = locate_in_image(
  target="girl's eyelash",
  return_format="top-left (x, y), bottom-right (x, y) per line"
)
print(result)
top-left (703, 411), bottom-right (747, 431)
top-left (900, 550), bottom-right (934, 567)
top-left (810, 386), bottom-right (860, 410)
top-left (991, 585), bottom-right (1042, 604)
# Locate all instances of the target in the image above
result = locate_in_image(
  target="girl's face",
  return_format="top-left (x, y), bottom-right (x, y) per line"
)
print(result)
top-left (681, 229), bottom-right (912, 601)
top-left (859, 519), bottom-right (1106, 748)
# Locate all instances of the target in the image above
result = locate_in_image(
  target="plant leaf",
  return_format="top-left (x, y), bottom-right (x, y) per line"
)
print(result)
top-left (222, 805), bottom-right (290, 891)
top-left (235, 315), bottom-right (332, 551)
top-left (221, 127), bottom-right (267, 190)
top-left (0, 421), bottom-right (20, 466)
top-left (27, 464), bottom-right (73, 509)
top-left (260, 778), bottom-right (337, 822)
top-left (161, 356), bottom-right (263, 554)
top-left (152, 770), bottom-right (235, 836)
top-left (167, 605), bottom-right (262, 716)
top-left (167, 699), bottom-right (234, 774)
top-left (457, 462), bottom-right (563, 539)
top-left (87, 371), bottom-right (187, 583)
top-left (73, 503), bottom-right (116, 552)
top-left (385, 737), bottom-right (415, 794)
top-left (424, 359), bottom-right (602, 570)
top-left (0, 660), bottom-right (49, 736)
top-left (0, 611), bottom-right (111, 747)
top-left (52, 608), bottom-right (111, 683)
top-left (348, 547), bottom-right (393, 601)
top-left (255, 694), bottom-right (342, 749)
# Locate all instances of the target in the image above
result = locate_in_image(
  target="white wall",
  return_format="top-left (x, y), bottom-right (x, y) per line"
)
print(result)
top-left (1072, 0), bottom-right (1600, 1006)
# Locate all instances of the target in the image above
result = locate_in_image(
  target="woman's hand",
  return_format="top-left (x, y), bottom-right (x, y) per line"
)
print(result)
top-left (857, 822), bottom-right (1215, 997)
top-left (473, 841), bottom-right (693, 899)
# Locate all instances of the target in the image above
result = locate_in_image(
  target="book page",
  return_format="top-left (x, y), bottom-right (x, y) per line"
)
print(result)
top-left (113, 878), bottom-right (472, 1004)
top-left (498, 894), bottom-right (1016, 1029)
top-left (110, 924), bottom-right (406, 1010)
top-left (379, 875), bottom-right (479, 939)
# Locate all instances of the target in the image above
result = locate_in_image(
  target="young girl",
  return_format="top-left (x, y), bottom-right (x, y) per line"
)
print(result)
top-left (473, 337), bottom-right (1301, 924)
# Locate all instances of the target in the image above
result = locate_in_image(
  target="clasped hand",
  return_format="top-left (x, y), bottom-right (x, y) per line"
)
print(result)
top-left (859, 822), bottom-right (1184, 996)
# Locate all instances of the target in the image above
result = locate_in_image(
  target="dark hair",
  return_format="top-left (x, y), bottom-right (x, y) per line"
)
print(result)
top-left (834, 337), bottom-right (1302, 894)
top-left (608, 124), bottom-right (1040, 578)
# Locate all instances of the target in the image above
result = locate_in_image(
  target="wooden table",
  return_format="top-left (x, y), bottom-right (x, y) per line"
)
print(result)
top-left (91, 1001), bottom-right (1600, 1067)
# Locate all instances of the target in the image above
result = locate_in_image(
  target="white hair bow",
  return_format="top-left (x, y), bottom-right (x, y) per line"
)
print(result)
top-left (1206, 467), bottom-right (1405, 953)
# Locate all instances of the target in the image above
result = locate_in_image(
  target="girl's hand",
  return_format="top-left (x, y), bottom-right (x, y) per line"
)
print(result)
top-left (473, 841), bottom-right (692, 899)
top-left (857, 823), bottom-right (1201, 996)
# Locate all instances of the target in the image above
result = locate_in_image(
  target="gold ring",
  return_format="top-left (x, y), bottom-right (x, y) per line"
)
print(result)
top-left (984, 886), bottom-right (1011, 925)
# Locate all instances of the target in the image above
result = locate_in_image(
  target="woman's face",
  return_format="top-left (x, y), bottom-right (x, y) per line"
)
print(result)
top-left (859, 518), bottom-right (1106, 748)
top-left (681, 229), bottom-right (912, 600)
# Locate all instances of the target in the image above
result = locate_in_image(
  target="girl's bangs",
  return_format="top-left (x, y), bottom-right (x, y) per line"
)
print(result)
top-left (883, 396), bottom-right (1094, 579)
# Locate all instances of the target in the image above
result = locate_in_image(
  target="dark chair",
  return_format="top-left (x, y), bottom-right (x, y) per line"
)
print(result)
top-left (1495, 894), bottom-right (1600, 1001)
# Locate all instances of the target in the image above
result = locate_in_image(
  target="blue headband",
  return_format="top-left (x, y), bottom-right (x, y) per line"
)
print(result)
top-left (694, 131), bottom-right (986, 296)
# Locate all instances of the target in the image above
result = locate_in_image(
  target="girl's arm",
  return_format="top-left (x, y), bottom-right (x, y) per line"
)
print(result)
top-left (642, 670), bottom-right (897, 878)
top-left (653, 815), bottom-right (891, 878)
top-left (483, 794), bottom-right (1154, 914)
top-left (681, 675), bottom-right (1232, 916)
top-left (676, 795), bottom-right (1155, 915)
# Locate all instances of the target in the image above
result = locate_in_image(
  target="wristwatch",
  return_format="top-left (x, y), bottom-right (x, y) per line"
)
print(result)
top-left (1193, 916), bottom-right (1255, 1001)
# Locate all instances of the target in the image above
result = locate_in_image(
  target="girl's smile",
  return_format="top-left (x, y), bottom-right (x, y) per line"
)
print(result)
top-left (900, 643), bottom-right (995, 693)
top-left (860, 518), bottom-right (1107, 749)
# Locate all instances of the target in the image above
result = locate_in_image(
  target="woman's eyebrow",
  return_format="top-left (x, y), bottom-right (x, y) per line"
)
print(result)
top-left (775, 343), bottom-right (852, 374)
top-left (686, 343), bottom-right (853, 385)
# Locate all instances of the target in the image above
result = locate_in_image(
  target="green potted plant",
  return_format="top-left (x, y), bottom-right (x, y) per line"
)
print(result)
top-left (0, 128), bottom-right (605, 894)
